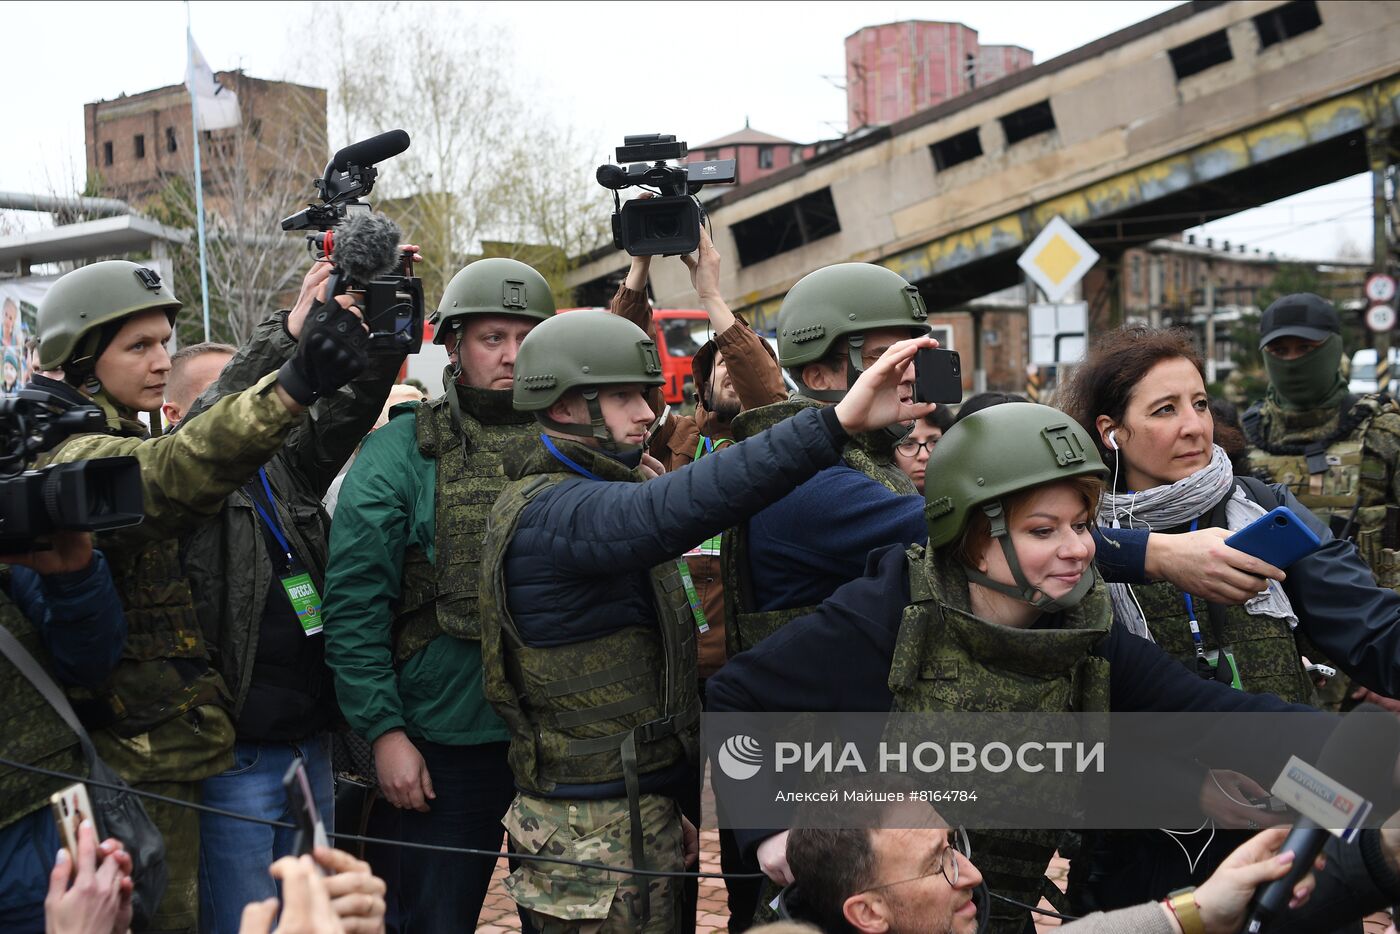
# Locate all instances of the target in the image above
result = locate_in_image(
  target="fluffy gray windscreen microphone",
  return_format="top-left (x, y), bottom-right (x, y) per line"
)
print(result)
top-left (333, 211), bottom-right (402, 284)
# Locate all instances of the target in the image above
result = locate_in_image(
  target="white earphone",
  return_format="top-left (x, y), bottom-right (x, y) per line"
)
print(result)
top-left (1107, 429), bottom-right (1119, 451)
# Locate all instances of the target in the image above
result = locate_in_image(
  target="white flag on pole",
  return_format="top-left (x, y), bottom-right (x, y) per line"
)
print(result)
top-left (185, 32), bottom-right (240, 131)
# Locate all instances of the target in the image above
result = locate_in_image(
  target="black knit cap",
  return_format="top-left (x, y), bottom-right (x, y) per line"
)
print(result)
top-left (1258, 293), bottom-right (1340, 349)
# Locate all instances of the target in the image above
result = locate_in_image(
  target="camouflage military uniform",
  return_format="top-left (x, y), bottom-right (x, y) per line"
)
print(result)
top-left (480, 434), bottom-right (700, 934)
top-left (1244, 393), bottom-right (1400, 708)
top-left (32, 372), bottom-right (302, 933)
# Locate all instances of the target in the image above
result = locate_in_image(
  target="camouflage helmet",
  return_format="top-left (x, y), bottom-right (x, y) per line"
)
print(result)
top-left (431, 257), bottom-right (555, 344)
top-left (777, 263), bottom-right (930, 400)
top-left (513, 309), bottom-right (662, 450)
top-left (37, 261), bottom-right (180, 372)
top-left (925, 403), bottom-right (1107, 611)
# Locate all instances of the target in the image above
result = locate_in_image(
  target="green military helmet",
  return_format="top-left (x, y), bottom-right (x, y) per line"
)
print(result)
top-left (431, 257), bottom-right (555, 344)
top-left (777, 263), bottom-right (930, 401)
top-left (36, 261), bottom-right (180, 372)
top-left (513, 310), bottom-right (663, 450)
top-left (925, 403), bottom-right (1107, 610)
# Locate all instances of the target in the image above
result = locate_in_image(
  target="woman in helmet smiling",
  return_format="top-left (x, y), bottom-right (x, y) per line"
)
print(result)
top-left (706, 401), bottom-right (1326, 934)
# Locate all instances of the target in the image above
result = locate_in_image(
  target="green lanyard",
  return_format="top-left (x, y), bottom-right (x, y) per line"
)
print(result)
top-left (675, 435), bottom-right (733, 634)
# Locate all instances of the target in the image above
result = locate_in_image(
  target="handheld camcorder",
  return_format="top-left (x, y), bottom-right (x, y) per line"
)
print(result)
top-left (281, 129), bottom-right (425, 355)
top-left (0, 388), bottom-right (143, 553)
top-left (596, 134), bottom-right (736, 256)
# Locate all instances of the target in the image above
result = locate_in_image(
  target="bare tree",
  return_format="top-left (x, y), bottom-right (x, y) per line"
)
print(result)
top-left (308, 2), bottom-right (611, 304)
top-left (148, 74), bottom-right (328, 346)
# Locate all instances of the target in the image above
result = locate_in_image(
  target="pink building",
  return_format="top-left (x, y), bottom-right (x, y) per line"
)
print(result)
top-left (688, 123), bottom-right (813, 188)
top-left (845, 21), bottom-right (1032, 131)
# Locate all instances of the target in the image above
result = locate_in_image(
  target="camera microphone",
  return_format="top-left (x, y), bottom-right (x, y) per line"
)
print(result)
top-left (331, 129), bottom-right (411, 172)
top-left (332, 212), bottom-right (402, 285)
top-left (1243, 704), bottom-right (1400, 932)
top-left (596, 164), bottom-right (628, 190)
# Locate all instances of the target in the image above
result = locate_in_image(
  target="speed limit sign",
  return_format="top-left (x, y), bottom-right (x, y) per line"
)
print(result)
top-left (1366, 273), bottom-right (1398, 304)
top-left (1367, 303), bottom-right (1397, 332)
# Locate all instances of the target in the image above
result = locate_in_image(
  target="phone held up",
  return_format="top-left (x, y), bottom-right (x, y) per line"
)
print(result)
top-left (282, 759), bottom-right (330, 860)
top-left (912, 347), bottom-right (963, 406)
top-left (50, 782), bottom-right (93, 860)
top-left (1222, 506), bottom-right (1322, 571)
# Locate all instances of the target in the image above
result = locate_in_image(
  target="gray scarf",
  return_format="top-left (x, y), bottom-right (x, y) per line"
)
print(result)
top-left (1098, 445), bottom-right (1296, 639)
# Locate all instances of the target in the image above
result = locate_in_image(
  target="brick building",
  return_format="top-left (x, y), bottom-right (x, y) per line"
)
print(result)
top-left (84, 71), bottom-right (326, 210)
top-left (845, 21), bottom-right (1033, 131)
top-left (688, 124), bottom-right (813, 189)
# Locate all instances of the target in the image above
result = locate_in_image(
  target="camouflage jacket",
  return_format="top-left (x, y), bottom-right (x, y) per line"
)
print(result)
top-left (178, 310), bottom-right (400, 718)
top-left (32, 371), bottom-right (301, 781)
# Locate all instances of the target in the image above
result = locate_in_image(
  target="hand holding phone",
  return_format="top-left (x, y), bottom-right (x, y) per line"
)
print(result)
top-left (50, 783), bottom-right (93, 862)
top-left (1223, 506), bottom-right (1322, 571)
top-left (912, 347), bottom-right (962, 405)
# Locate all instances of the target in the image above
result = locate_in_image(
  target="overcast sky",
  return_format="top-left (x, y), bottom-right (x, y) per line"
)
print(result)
top-left (0, 0), bottom-right (1373, 262)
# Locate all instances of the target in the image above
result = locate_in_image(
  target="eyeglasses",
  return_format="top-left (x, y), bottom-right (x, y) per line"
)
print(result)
top-left (895, 438), bottom-right (938, 458)
top-left (862, 826), bottom-right (972, 892)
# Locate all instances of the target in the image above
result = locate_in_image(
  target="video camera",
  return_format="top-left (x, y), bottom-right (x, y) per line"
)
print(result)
top-left (596, 134), bottom-right (736, 256)
top-left (281, 129), bottom-right (425, 355)
top-left (0, 388), bottom-right (143, 553)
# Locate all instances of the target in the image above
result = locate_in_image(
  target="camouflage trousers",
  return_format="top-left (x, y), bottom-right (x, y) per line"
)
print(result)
top-left (138, 780), bottom-right (200, 934)
top-left (503, 792), bottom-right (683, 933)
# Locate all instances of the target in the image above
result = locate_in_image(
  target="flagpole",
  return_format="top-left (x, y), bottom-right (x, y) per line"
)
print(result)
top-left (186, 1), bottom-right (212, 341)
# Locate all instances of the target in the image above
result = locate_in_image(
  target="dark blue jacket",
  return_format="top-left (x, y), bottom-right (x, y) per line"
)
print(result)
top-left (708, 543), bottom-right (1320, 859)
top-left (505, 406), bottom-right (850, 649)
top-left (0, 551), bottom-right (125, 931)
top-left (747, 468), bottom-right (1151, 611)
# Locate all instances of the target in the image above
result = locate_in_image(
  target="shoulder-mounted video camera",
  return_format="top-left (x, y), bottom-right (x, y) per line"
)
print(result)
top-left (0, 387), bottom-right (143, 553)
top-left (281, 129), bottom-right (424, 355)
top-left (596, 134), bottom-right (736, 256)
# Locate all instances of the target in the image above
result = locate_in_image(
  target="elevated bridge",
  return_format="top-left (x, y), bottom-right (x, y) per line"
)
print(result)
top-left (568, 0), bottom-right (1400, 329)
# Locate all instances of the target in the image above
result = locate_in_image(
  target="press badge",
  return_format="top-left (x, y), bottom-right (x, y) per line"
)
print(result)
top-left (281, 572), bottom-right (324, 636)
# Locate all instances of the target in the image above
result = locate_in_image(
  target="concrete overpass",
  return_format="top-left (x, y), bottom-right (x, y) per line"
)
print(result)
top-left (567, 0), bottom-right (1400, 330)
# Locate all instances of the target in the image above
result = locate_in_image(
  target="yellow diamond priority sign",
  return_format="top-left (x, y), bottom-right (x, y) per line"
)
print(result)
top-left (1017, 217), bottom-right (1100, 303)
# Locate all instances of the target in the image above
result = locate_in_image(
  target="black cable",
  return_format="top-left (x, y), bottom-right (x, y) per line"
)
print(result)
top-left (988, 890), bottom-right (1080, 922)
top-left (0, 756), bottom-right (766, 881)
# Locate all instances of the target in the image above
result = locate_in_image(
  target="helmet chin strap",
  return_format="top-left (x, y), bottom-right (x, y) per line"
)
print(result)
top-left (963, 500), bottom-right (1096, 614)
top-left (536, 389), bottom-right (639, 456)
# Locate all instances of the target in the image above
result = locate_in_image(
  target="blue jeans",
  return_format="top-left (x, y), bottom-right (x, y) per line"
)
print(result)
top-left (197, 736), bottom-right (334, 934)
top-left (397, 739), bottom-right (517, 933)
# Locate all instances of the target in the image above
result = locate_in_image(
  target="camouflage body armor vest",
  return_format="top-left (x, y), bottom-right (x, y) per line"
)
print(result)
top-left (479, 438), bottom-right (700, 795)
top-left (1126, 580), bottom-right (1314, 705)
top-left (888, 545), bottom-right (1112, 934)
top-left (721, 398), bottom-right (917, 656)
top-left (41, 423), bottom-right (228, 738)
top-left (393, 384), bottom-right (536, 662)
top-left (1244, 395), bottom-right (1400, 589)
top-left (0, 578), bottom-right (87, 828)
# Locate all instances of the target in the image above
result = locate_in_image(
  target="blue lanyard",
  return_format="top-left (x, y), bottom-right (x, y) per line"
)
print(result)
top-left (1182, 518), bottom-right (1205, 656)
top-left (249, 467), bottom-right (294, 564)
top-left (541, 435), bottom-right (604, 481)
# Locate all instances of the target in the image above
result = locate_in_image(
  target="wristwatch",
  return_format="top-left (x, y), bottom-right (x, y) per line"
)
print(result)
top-left (1165, 887), bottom-right (1205, 934)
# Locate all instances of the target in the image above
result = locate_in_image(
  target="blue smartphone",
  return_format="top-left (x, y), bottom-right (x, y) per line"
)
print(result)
top-left (1223, 506), bottom-right (1322, 570)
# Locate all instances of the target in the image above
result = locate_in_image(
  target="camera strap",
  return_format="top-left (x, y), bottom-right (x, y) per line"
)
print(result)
top-left (248, 468), bottom-right (323, 637)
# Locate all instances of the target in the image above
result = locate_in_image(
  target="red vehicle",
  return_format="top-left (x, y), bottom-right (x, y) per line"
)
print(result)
top-left (558, 307), bottom-right (713, 405)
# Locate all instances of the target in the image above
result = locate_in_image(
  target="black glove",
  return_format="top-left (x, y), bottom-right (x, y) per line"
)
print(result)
top-left (276, 297), bottom-right (369, 406)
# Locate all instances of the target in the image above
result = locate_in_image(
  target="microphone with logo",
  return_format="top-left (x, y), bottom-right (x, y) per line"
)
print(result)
top-left (1243, 704), bottom-right (1400, 933)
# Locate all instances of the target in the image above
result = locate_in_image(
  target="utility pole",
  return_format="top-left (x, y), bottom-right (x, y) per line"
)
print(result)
top-left (1370, 125), bottom-right (1393, 390)
top-left (1205, 276), bottom-right (1217, 386)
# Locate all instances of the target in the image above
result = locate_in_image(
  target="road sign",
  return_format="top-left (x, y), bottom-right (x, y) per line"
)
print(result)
top-left (1018, 216), bottom-right (1100, 303)
top-left (1365, 273), bottom-right (1397, 304)
top-left (1366, 304), bottom-right (1397, 333)
top-left (1029, 302), bottom-right (1088, 365)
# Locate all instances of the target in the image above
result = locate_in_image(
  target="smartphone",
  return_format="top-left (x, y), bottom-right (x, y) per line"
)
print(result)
top-left (50, 783), bottom-right (93, 860)
top-left (912, 347), bottom-right (963, 405)
top-left (282, 760), bottom-right (329, 859)
top-left (1246, 792), bottom-right (1291, 813)
top-left (1223, 506), bottom-right (1322, 570)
